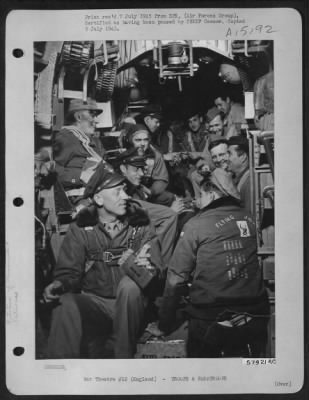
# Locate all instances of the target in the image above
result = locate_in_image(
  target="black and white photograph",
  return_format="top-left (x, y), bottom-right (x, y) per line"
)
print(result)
top-left (34, 39), bottom-right (275, 361)
top-left (5, 8), bottom-right (303, 396)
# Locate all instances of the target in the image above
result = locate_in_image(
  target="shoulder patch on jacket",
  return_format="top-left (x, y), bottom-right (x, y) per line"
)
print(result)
top-left (236, 221), bottom-right (251, 237)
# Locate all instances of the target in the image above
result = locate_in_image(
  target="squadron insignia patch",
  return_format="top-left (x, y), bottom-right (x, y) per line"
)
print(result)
top-left (236, 221), bottom-right (251, 237)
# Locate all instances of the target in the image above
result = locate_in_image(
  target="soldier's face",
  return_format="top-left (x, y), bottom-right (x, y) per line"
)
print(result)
top-left (96, 184), bottom-right (129, 216)
top-left (121, 164), bottom-right (144, 186)
top-left (145, 116), bottom-right (160, 133)
top-left (78, 110), bottom-right (98, 135)
top-left (210, 143), bottom-right (229, 170)
top-left (214, 97), bottom-right (230, 115)
top-left (227, 145), bottom-right (242, 173)
top-left (131, 132), bottom-right (150, 155)
top-left (188, 115), bottom-right (202, 133)
top-left (209, 115), bottom-right (224, 135)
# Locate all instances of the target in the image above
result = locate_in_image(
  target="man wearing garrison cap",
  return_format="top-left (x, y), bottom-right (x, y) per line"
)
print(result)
top-left (52, 98), bottom-right (112, 199)
top-left (116, 148), bottom-right (149, 200)
top-left (156, 168), bottom-right (269, 358)
top-left (205, 107), bottom-right (226, 137)
top-left (116, 148), bottom-right (179, 265)
top-left (44, 163), bottom-right (164, 359)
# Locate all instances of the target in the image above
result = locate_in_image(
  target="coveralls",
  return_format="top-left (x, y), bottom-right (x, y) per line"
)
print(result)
top-left (48, 210), bottom-right (163, 359)
top-left (159, 196), bottom-right (269, 357)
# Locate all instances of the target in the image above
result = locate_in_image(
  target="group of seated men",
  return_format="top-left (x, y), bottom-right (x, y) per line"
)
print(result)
top-left (39, 96), bottom-right (269, 359)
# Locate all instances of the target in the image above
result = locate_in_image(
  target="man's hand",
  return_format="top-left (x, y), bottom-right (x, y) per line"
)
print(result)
top-left (43, 280), bottom-right (64, 303)
top-left (41, 161), bottom-right (55, 176)
top-left (163, 152), bottom-right (175, 162)
top-left (166, 152), bottom-right (183, 166)
top-left (170, 197), bottom-right (185, 214)
top-left (118, 244), bottom-right (156, 274)
top-left (135, 244), bottom-right (156, 273)
top-left (35, 160), bottom-right (55, 177)
top-left (187, 151), bottom-right (202, 160)
top-left (192, 198), bottom-right (201, 209)
top-left (118, 249), bottom-right (134, 266)
top-left (146, 321), bottom-right (165, 337)
top-left (140, 185), bottom-right (152, 199)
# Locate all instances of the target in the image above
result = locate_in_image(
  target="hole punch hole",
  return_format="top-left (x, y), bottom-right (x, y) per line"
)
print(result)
top-left (12, 48), bottom-right (24, 58)
top-left (13, 347), bottom-right (24, 356)
top-left (13, 197), bottom-right (24, 207)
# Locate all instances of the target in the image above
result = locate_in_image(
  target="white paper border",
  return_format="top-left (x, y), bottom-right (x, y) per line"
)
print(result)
top-left (5, 7), bottom-right (304, 395)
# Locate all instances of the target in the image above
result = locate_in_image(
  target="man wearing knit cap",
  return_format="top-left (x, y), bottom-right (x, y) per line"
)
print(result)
top-left (156, 168), bottom-right (269, 357)
top-left (44, 163), bottom-right (164, 359)
top-left (52, 98), bottom-right (111, 199)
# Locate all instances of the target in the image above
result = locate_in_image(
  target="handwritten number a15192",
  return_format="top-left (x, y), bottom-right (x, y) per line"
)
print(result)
top-left (225, 24), bottom-right (276, 37)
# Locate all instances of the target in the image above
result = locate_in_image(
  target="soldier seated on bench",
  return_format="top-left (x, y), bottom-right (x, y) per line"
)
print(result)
top-left (43, 163), bottom-right (164, 359)
top-left (155, 168), bottom-right (269, 357)
top-left (115, 148), bottom-right (180, 265)
top-left (52, 98), bottom-right (113, 202)
top-left (123, 124), bottom-right (175, 207)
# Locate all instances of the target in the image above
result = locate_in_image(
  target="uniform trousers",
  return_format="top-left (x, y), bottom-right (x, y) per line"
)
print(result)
top-left (47, 276), bottom-right (146, 359)
top-left (187, 312), bottom-right (269, 358)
